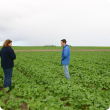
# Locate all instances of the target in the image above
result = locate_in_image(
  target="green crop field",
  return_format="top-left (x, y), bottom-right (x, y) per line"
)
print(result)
top-left (0, 46), bottom-right (110, 50)
top-left (0, 51), bottom-right (110, 110)
top-left (11, 46), bottom-right (110, 50)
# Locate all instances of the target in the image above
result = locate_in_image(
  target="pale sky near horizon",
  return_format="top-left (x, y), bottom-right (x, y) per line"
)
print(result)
top-left (0, 0), bottom-right (110, 46)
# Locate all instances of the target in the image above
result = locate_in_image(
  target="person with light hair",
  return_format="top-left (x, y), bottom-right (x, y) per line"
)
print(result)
top-left (0, 39), bottom-right (16, 92)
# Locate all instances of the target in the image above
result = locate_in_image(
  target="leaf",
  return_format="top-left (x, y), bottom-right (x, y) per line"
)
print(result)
top-left (0, 100), bottom-right (5, 107)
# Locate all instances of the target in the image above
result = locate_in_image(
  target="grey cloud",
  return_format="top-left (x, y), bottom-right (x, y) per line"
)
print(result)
top-left (0, 0), bottom-right (110, 46)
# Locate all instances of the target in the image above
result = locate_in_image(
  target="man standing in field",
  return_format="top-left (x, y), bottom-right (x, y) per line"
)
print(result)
top-left (61, 39), bottom-right (70, 79)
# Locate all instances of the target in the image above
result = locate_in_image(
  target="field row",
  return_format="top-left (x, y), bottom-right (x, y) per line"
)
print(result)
top-left (0, 51), bottom-right (110, 110)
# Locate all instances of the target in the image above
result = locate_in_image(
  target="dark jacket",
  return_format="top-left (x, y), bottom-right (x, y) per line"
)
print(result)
top-left (0, 47), bottom-right (16, 69)
top-left (61, 44), bottom-right (70, 65)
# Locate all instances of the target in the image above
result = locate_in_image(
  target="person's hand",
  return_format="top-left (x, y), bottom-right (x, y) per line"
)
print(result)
top-left (61, 58), bottom-right (62, 60)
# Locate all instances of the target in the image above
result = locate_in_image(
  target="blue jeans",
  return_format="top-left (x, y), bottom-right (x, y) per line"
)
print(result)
top-left (63, 65), bottom-right (70, 79)
top-left (3, 68), bottom-right (13, 91)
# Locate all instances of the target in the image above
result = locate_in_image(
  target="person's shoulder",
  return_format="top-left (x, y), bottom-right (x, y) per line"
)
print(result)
top-left (1, 47), bottom-right (6, 50)
top-left (7, 46), bottom-right (13, 51)
top-left (7, 46), bottom-right (11, 49)
top-left (66, 45), bottom-right (70, 49)
top-left (64, 46), bottom-right (69, 51)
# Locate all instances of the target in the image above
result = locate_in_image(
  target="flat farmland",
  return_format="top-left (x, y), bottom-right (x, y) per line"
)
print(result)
top-left (0, 46), bottom-right (110, 50)
top-left (0, 49), bottom-right (110, 110)
top-left (12, 46), bottom-right (110, 51)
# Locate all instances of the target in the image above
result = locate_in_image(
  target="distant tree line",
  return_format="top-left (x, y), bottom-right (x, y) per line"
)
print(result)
top-left (44, 45), bottom-right (56, 47)
top-left (44, 45), bottom-right (72, 47)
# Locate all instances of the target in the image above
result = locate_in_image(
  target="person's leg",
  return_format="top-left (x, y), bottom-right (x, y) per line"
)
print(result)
top-left (3, 69), bottom-right (7, 88)
top-left (3, 68), bottom-right (13, 91)
top-left (63, 65), bottom-right (70, 79)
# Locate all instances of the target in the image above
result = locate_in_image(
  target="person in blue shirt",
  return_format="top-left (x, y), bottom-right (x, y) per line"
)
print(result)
top-left (61, 39), bottom-right (70, 79)
top-left (0, 39), bottom-right (16, 91)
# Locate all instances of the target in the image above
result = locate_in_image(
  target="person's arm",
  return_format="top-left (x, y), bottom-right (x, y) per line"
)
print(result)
top-left (62, 47), bottom-right (68, 60)
top-left (0, 50), bottom-right (1, 57)
top-left (9, 47), bottom-right (16, 60)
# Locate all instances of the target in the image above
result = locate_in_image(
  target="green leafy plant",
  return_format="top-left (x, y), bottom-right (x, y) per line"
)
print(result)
top-left (0, 51), bottom-right (110, 109)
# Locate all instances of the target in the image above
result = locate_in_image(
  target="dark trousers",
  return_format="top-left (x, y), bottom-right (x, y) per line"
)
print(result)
top-left (3, 68), bottom-right (13, 91)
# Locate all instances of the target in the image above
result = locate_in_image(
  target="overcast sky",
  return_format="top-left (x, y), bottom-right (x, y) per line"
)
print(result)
top-left (0, 0), bottom-right (110, 46)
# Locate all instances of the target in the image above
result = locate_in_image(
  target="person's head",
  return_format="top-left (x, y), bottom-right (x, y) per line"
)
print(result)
top-left (61, 39), bottom-right (66, 46)
top-left (2, 39), bottom-right (12, 48)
